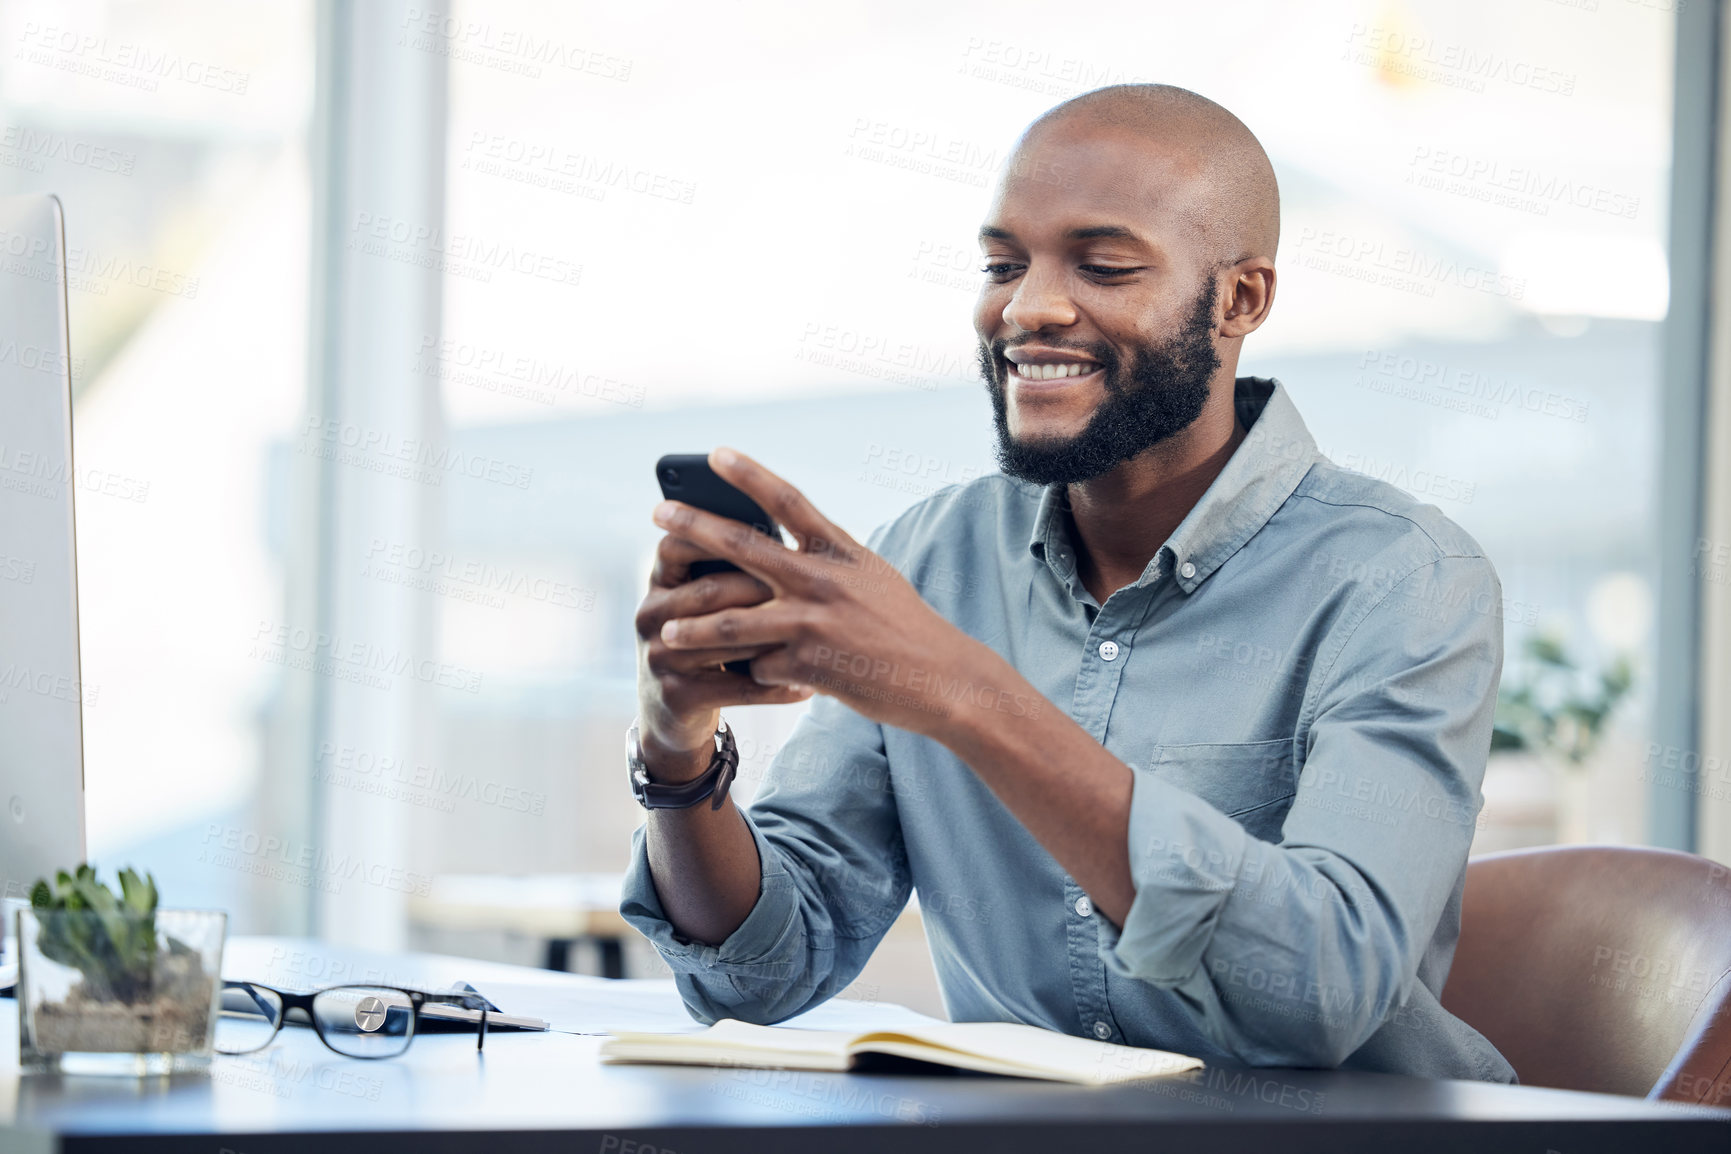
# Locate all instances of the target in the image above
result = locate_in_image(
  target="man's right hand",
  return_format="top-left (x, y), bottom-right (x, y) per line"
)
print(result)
top-left (633, 530), bottom-right (809, 947)
top-left (633, 533), bottom-right (814, 783)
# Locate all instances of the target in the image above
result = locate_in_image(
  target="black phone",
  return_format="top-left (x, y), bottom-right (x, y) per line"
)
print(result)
top-left (655, 454), bottom-right (781, 674)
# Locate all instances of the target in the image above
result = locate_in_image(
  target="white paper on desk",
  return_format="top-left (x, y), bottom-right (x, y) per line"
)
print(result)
top-left (781, 997), bottom-right (945, 1033)
top-left (478, 977), bottom-right (704, 1034)
top-left (473, 975), bottom-right (944, 1035)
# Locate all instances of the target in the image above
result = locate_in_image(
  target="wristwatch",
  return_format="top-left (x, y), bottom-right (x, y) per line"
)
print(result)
top-left (626, 719), bottom-right (739, 810)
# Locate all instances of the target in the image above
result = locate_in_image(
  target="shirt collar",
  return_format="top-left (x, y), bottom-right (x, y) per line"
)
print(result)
top-left (1027, 377), bottom-right (1320, 595)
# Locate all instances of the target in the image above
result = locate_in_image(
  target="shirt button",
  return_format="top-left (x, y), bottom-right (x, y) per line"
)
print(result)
top-left (1074, 896), bottom-right (1093, 918)
top-left (1097, 640), bottom-right (1119, 662)
top-left (1179, 560), bottom-right (1197, 579)
top-left (1092, 1021), bottom-right (1112, 1040)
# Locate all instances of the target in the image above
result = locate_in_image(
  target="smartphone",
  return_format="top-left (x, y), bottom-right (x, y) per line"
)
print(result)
top-left (655, 454), bottom-right (782, 674)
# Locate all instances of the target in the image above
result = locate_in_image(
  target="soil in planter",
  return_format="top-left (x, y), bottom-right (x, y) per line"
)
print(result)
top-left (30, 950), bottom-right (215, 1054)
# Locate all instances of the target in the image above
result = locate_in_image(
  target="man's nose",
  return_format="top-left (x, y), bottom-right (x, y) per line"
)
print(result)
top-left (1001, 269), bottom-right (1078, 333)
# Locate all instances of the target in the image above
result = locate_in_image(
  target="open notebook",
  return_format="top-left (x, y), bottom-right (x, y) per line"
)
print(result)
top-left (600, 1018), bottom-right (1202, 1085)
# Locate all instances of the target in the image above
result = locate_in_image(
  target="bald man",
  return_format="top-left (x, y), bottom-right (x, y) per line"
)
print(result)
top-left (621, 84), bottom-right (1514, 1082)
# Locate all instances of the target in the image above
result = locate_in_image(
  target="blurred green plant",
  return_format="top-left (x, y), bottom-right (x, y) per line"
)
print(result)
top-left (1491, 631), bottom-right (1634, 767)
top-left (27, 865), bottom-right (183, 1004)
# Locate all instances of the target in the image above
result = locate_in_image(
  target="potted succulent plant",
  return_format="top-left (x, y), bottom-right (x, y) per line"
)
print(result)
top-left (14, 865), bottom-right (226, 1074)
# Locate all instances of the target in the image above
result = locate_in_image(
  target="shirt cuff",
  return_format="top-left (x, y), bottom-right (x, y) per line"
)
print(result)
top-left (619, 811), bottom-right (805, 975)
top-left (1100, 770), bottom-right (1253, 985)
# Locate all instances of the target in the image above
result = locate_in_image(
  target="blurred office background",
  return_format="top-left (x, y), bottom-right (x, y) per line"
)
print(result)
top-left (4, 0), bottom-right (1719, 1010)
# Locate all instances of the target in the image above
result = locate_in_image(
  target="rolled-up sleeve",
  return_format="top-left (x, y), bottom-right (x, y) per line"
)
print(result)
top-left (619, 692), bottom-right (912, 1025)
top-left (1097, 555), bottom-right (1502, 1067)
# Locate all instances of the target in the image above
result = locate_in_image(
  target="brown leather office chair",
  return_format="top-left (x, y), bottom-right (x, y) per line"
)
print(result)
top-left (1441, 845), bottom-right (1731, 1104)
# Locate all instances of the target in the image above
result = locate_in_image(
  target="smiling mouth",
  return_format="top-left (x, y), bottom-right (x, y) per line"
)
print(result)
top-left (1006, 360), bottom-right (1101, 383)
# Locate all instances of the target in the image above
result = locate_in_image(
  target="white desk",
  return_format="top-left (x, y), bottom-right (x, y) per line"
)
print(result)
top-left (4, 936), bottom-right (1729, 1154)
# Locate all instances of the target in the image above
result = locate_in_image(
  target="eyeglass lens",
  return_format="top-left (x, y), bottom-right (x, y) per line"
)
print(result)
top-left (312, 986), bottom-right (416, 1058)
top-left (214, 983), bottom-right (285, 1054)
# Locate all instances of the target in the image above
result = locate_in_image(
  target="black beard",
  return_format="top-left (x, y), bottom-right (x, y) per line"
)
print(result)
top-left (979, 278), bottom-right (1222, 486)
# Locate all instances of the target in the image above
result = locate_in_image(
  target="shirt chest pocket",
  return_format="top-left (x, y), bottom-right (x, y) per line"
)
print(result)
top-left (1145, 739), bottom-right (1298, 843)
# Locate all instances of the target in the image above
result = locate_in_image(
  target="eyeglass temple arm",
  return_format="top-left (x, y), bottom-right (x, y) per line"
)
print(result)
top-left (418, 992), bottom-right (488, 1051)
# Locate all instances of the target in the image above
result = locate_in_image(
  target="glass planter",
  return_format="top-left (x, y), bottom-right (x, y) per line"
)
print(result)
top-left (14, 906), bottom-right (227, 1075)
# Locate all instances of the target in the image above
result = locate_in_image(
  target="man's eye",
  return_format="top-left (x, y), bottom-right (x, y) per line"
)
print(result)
top-left (1081, 265), bottom-right (1140, 278)
top-left (980, 262), bottom-right (1023, 280)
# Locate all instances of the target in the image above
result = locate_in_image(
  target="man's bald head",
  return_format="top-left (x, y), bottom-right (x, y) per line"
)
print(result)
top-left (1014, 84), bottom-right (1280, 267)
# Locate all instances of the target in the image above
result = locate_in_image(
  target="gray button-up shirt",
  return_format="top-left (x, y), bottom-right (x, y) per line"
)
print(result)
top-left (622, 377), bottom-right (1516, 1082)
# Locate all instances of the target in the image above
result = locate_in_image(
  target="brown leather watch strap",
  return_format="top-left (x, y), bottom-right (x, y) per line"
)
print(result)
top-left (626, 721), bottom-right (739, 810)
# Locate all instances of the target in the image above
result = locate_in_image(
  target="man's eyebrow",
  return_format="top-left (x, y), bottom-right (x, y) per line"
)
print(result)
top-left (1068, 225), bottom-right (1143, 241)
top-left (976, 224), bottom-right (1147, 242)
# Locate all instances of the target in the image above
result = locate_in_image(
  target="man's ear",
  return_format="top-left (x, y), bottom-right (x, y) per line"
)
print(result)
top-left (1219, 258), bottom-right (1276, 338)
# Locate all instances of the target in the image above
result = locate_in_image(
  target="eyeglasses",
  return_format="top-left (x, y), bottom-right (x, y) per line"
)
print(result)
top-left (215, 980), bottom-right (492, 1059)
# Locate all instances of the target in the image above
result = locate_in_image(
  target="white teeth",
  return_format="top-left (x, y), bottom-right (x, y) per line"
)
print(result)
top-left (1012, 361), bottom-right (1096, 380)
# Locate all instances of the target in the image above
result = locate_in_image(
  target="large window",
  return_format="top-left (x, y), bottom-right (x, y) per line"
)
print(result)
top-left (10, 0), bottom-right (1677, 954)
top-left (0, 0), bottom-right (314, 924)
top-left (427, 0), bottom-right (1676, 904)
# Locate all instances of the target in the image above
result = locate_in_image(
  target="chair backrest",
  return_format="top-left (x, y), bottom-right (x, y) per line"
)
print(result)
top-left (1440, 845), bottom-right (1731, 1104)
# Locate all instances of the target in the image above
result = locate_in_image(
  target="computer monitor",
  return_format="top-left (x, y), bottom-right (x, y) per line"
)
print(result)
top-left (0, 193), bottom-right (86, 922)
